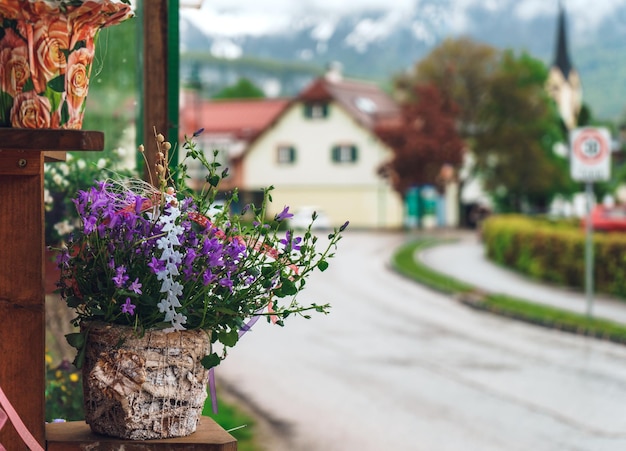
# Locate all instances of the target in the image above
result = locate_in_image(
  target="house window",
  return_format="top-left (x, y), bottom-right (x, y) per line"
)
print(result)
top-left (331, 144), bottom-right (358, 163)
top-left (304, 102), bottom-right (329, 119)
top-left (277, 145), bottom-right (296, 164)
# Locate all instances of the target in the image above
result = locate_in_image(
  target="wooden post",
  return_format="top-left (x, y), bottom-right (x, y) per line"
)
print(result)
top-left (0, 129), bottom-right (103, 450)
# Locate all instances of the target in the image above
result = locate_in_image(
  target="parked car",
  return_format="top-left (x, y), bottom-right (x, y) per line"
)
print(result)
top-left (582, 205), bottom-right (626, 232)
top-left (288, 206), bottom-right (331, 230)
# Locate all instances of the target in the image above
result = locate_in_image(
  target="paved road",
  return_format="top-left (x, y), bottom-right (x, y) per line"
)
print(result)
top-left (217, 231), bottom-right (626, 451)
top-left (418, 231), bottom-right (626, 324)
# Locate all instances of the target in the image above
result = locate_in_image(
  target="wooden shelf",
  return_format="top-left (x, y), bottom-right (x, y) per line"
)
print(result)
top-left (46, 417), bottom-right (237, 450)
top-left (0, 128), bottom-right (104, 162)
top-left (0, 129), bottom-right (104, 449)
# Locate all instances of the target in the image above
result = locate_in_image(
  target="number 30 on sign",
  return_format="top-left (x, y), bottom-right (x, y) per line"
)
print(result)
top-left (570, 127), bottom-right (611, 182)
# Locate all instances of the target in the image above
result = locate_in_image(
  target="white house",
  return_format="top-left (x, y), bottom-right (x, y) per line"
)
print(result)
top-left (180, 73), bottom-right (404, 229)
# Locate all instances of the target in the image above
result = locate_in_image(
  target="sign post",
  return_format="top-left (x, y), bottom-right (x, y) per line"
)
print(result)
top-left (570, 127), bottom-right (611, 317)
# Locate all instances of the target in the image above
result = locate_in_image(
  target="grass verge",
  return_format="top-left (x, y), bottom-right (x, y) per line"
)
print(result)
top-left (392, 237), bottom-right (626, 345)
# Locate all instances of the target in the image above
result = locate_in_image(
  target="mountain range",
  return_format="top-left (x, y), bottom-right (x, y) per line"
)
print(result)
top-left (180, 2), bottom-right (626, 122)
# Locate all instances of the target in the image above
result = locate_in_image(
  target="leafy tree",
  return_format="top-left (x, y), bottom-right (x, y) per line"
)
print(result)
top-left (377, 84), bottom-right (465, 195)
top-left (473, 50), bottom-right (575, 212)
top-left (212, 78), bottom-right (265, 99)
top-left (395, 37), bottom-right (499, 139)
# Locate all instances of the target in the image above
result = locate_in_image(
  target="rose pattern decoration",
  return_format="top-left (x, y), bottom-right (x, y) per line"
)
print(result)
top-left (0, 1), bottom-right (132, 129)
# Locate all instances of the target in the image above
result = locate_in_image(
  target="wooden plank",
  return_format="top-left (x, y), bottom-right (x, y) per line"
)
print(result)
top-left (46, 417), bottom-right (238, 451)
top-left (0, 151), bottom-right (46, 450)
top-left (43, 151), bottom-right (67, 162)
top-left (0, 151), bottom-right (42, 176)
top-left (142, 0), bottom-right (169, 186)
top-left (0, 129), bottom-right (103, 152)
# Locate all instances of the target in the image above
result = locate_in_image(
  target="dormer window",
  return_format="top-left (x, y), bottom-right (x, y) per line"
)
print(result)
top-left (304, 102), bottom-right (329, 119)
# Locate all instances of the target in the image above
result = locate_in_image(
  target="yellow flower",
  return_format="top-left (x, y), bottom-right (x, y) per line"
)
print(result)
top-left (69, 373), bottom-right (79, 383)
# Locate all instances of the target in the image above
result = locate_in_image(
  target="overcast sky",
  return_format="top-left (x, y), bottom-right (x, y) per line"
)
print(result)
top-left (183, 0), bottom-right (626, 38)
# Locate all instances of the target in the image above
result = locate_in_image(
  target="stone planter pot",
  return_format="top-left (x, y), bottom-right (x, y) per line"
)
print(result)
top-left (81, 322), bottom-right (211, 440)
top-left (0, 1), bottom-right (132, 129)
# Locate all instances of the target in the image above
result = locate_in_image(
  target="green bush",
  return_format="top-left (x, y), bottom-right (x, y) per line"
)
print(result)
top-left (482, 214), bottom-right (626, 298)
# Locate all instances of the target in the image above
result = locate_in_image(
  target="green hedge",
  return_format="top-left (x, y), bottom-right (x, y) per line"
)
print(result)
top-left (481, 214), bottom-right (626, 298)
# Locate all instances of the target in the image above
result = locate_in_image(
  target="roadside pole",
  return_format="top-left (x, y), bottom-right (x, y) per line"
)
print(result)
top-left (570, 127), bottom-right (611, 318)
top-left (584, 181), bottom-right (594, 317)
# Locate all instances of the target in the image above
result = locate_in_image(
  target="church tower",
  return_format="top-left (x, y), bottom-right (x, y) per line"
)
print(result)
top-left (546, 1), bottom-right (582, 130)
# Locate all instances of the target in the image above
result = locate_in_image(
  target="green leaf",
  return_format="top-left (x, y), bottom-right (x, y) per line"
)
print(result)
top-left (201, 353), bottom-right (221, 370)
top-left (22, 78), bottom-right (34, 93)
top-left (207, 174), bottom-right (220, 187)
top-left (60, 100), bottom-right (69, 125)
top-left (65, 296), bottom-right (83, 308)
top-left (318, 260), bottom-right (329, 272)
top-left (279, 279), bottom-right (297, 296)
top-left (215, 306), bottom-right (237, 315)
top-left (47, 75), bottom-right (65, 93)
top-left (66, 332), bottom-right (86, 369)
top-left (0, 91), bottom-right (12, 125)
top-left (217, 328), bottom-right (239, 347)
top-left (65, 332), bottom-right (85, 350)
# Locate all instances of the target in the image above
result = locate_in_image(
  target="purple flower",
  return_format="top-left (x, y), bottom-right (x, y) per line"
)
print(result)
top-left (56, 249), bottom-right (71, 268)
top-left (128, 278), bottom-right (142, 294)
top-left (202, 269), bottom-right (216, 286)
top-left (280, 230), bottom-right (302, 252)
top-left (148, 256), bottom-right (166, 274)
top-left (121, 297), bottom-right (136, 315)
top-left (219, 274), bottom-right (234, 291)
top-left (112, 266), bottom-right (129, 288)
top-left (274, 205), bottom-right (293, 222)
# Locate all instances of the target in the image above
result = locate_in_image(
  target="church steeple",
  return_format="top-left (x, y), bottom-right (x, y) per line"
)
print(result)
top-left (553, 1), bottom-right (573, 78)
top-left (546, 1), bottom-right (582, 130)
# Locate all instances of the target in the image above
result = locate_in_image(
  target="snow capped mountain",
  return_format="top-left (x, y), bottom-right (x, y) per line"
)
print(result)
top-left (181, 0), bottom-right (626, 120)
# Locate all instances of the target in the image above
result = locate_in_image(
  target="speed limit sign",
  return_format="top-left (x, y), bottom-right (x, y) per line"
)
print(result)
top-left (570, 127), bottom-right (611, 181)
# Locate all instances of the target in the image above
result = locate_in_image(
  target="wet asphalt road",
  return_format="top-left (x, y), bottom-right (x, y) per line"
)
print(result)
top-left (217, 231), bottom-right (626, 451)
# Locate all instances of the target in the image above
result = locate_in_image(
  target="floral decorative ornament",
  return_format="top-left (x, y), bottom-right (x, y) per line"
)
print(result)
top-left (0, 0), bottom-right (133, 129)
top-left (57, 130), bottom-right (348, 369)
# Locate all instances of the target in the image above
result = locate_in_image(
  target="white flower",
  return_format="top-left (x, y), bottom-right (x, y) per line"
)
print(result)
top-left (96, 158), bottom-right (107, 169)
top-left (54, 220), bottom-right (75, 236)
top-left (77, 159), bottom-right (86, 170)
top-left (44, 189), bottom-right (53, 205)
top-left (157, 299), bottom-right (171, 313)
top-left (170, 313), bottom-right (187, 330)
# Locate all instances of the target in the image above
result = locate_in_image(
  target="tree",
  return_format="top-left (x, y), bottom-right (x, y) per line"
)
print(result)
top-left (212, 78), bottom-right (265, 99)
top-left (377, 84), bottom-right (465, 195)
top-left (395, 37), bottom-right (499, 139)
top-left (473, 50), bottom-right (575, 212)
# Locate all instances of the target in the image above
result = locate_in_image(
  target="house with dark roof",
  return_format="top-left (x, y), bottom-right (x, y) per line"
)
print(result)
top-left (179, 72), bottom-right (404, 229)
